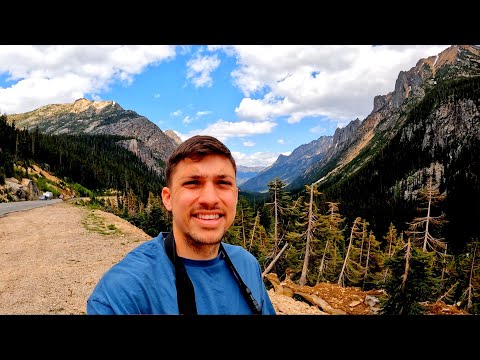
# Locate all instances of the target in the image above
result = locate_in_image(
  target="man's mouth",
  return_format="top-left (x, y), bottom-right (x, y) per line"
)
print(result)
top-left (195, 214), bottom-right (221, 220)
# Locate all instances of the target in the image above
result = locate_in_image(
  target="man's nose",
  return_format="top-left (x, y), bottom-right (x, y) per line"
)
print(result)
top-left (198, 182), bottom-right (219, 204)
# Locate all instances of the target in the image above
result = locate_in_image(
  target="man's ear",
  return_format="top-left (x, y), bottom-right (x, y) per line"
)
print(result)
top-left (161, 187), bottom-right (172, 211)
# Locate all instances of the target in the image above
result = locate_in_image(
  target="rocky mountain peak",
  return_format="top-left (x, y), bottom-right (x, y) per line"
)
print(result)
top-left (71, 98), bottom-right (122, 114)
top-left (371, 45), bottom-right (480, 115)
top-left (7, 98), bottom-right (177, 178)
top-left (164, 129), bottom-right (182, 145)
top-left (417, 45), bottom-right (480, 77)
top-left (291, 44), bottom-right (480, 190)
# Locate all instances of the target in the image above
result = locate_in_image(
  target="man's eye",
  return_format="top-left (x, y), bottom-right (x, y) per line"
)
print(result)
top-left (183, 180), bottom-right (198, 186)
top-left (218, 180), bottom-right (232, 186)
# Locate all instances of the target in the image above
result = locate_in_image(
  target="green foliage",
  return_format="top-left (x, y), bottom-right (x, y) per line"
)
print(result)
top-left (70, 182), bottom-right (94, 198)
top-left (381, 241), bottom-right (440, 315)
top-left (0, 117), bottom-right (165, 204)
top-left (304, 76), bottom-right (480, 251)
top-left (35, 177), bottom-right (60, 197)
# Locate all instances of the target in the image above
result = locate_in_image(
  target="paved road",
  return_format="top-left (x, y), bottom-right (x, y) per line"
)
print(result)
top-left (0, 199), bottom-right (64, 217)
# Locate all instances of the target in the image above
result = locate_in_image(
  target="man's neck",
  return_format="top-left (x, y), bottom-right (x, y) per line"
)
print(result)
top-left (172, 230), bottom-right (220, 260)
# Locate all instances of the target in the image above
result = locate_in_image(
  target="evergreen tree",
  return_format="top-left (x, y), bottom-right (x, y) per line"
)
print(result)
top-left (405, 174), bottom-right (448, 253)
top-left (337, 217), bottom-right (366, 287)
top-left (263, 177), bottom-right (294, 276)
top-left (317, 201), bottom-right (345, 284)
top-left (381, 237), bottom-right (439, 315)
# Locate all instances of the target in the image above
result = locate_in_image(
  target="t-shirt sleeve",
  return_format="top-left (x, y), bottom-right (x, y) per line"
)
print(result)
top-left (86, 298), bottom-right (115, 315)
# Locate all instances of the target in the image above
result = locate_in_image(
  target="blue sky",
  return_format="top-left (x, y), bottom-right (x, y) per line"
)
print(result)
top-left (0, 45), bottom-right (451, 167)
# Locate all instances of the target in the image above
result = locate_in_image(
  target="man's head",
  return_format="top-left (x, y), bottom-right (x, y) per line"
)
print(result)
top-left (165, 135), bottom-right (237, 187)
top-left (161, 135), bottom-right (238, 258)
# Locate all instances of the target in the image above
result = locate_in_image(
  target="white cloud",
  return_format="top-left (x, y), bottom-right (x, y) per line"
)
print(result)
top-left (196, 110), bottom-right (212, 117)
top-left (171, 110), bottom-right (182, 116)
top-left (232, 151), bottom-right (286, 168)
top-left (214, 45), bottom-right (450, 126)
top-left (176, 119), bottom-right (277, 142)
top-left (0, 45), bottom-right (176, 114)
top-left (186, 54), bottom-right (220, 88)
top-left (182, 115), bottom-right (192, 124)
top-left (242, 140), bottom-right (255, 147)
top-left (309, 125), bottom-right (325, 134)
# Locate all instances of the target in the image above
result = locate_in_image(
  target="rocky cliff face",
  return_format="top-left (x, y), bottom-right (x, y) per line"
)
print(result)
top-left (240, 136), bottom-right (333, 193)
top-left (8, 98), bottom-right (178, 176)
top-left (164, 129), bottom-right (182, 145)
top-left (288, 45), bottom-right (480, 190)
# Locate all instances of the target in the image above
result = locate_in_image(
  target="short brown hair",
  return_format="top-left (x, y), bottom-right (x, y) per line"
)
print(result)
top-left (165, 135), bottom-right (237, 186)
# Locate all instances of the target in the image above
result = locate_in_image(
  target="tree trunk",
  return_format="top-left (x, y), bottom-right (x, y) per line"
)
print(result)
top-left (262, 242), bottom-right (289, 278)
top-left (299, 184), bottom-right (314, 286)
top-left (467, 243), bottom-right (477, 310)
top-left (248, 212), bottom-right (259, 251)
top-left (338, 217), bottom-right (359, 286)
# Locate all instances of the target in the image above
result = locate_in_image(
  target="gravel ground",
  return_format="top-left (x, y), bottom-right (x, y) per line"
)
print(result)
top-left (0, 201), bottom-right (151, 315)
top-left (0, 200), bottom-right (327, 315)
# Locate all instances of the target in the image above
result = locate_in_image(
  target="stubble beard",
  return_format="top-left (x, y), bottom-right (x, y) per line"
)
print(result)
top-left (184, 227), bottom-right (227, 255)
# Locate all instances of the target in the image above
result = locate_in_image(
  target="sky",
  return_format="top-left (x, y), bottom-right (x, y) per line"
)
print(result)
top-left (0, 45), bottom-right (451, 168)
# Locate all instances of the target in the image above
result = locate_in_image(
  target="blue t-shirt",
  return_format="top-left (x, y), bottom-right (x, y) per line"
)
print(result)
top-left (86, 232), bottom-right (277, 315)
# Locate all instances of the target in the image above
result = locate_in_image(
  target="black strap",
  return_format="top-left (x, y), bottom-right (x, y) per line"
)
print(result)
top-left (163, 232), bottom-right (262, 315)
top-left (219, 243), bottom-right (262, 315)
top-left (164, 232), bottom-right (197, 315)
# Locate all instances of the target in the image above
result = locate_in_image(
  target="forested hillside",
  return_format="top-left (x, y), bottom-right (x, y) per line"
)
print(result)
top-left (302, 76), bottom-right (480, 253)
top-left (0, 115), bottom-right (171, 235)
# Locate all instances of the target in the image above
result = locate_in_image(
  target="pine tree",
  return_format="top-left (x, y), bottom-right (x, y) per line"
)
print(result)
top-left (405, 174), bottom-right (448, 254)
top-left (362, 230), bottom-right (382, 290)
top-left (379, 223), bottom-right (403, 284)
top-left (262, 177), bottom-right (294, 276)
top-left (381, 237), bottom-right (439, 315)
top-left (337, 217), bottom-right (366, 287)
top-left (317, 201), bottom-right (345, 284)
top-left (453, 240), bottom-right (480, 314)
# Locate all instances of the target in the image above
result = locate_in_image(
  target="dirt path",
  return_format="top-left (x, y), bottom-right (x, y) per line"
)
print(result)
top-left (0, 201), bottom-right (151, 314)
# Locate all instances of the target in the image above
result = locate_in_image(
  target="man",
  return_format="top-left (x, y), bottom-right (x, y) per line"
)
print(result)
top-left (87, 135), bottom-right (276, 315)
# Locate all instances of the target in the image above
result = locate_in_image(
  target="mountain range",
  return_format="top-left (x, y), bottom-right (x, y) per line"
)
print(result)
top-left (7, 46), bottom-right (480, 243)
top-left (241, 44), bottom-right (480, 193)
top-left (8, 98), bottom-right (178, 179)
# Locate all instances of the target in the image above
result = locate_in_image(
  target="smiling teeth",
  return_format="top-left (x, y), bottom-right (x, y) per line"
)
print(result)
top-left (197, 214), bottom-right (220, 220)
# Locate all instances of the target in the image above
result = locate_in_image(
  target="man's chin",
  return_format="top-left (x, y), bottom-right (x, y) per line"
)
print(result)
top-left (187, 229), bottom-right (225, 246)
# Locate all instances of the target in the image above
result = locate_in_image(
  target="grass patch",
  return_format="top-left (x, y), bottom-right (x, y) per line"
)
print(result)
top-left (82, 211), bottom-right (122, 236)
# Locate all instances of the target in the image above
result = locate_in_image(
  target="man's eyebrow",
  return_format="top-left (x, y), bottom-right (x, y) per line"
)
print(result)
top-left (179, 174), bottom-right (235, 180)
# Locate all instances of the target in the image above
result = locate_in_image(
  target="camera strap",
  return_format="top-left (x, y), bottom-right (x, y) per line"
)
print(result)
top-left (163, 231), bottom-right (262, 315)
top-left (164, 231), bottom-right (197, 315)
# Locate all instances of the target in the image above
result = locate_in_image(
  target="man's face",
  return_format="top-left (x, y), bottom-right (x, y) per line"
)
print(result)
top-left (161, 154), bottom-right (238, 249)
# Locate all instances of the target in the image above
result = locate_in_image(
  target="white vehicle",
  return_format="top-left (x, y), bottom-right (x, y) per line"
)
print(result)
top-left (39, 191), bottom-right (54, 200)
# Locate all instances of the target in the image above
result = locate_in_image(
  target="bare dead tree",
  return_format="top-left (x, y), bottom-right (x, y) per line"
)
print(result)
top-left (262, 242), bottom-right (289, 278)
top-left (240, 205), bottom-right (246, 248)
top-left (338, 217), bottom-right (363, 286)
top-left (467, 243), bottom-right (478, 311)
top-left (318, 201), bottom-right (343, 283)
top-left (299, 184), bottom-right (315, 286)
top-left (438, 281), bottom-right (459, 302)
top-left (406, 175), bottom-right (448, 254)
top-left (248, 211), bottom-right (259, 252)
top-left (362, 231), bottom-right (374, 289)
top-left (402, 238), bottom-right (412, 291)
top-left (358, 219), bottom-right (368, 266)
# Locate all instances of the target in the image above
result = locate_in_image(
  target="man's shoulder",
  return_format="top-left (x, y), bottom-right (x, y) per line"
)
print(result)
top-left (222, 242), bottom-right (256, 261)
top-left (113, 233), bottom-right (166, 265)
